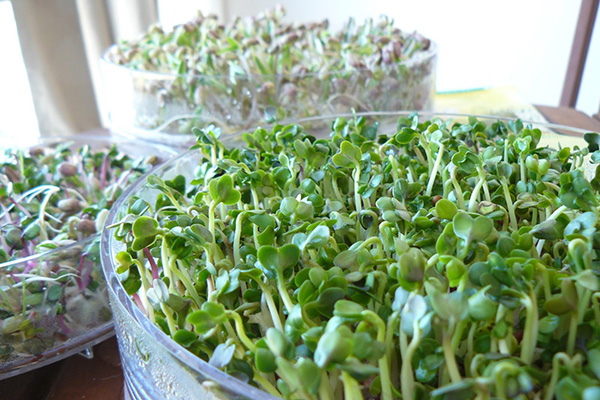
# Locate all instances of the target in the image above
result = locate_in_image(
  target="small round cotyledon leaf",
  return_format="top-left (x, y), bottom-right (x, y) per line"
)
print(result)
top-left (333, 300), bottom-right (364, 321)
top-left (173, 329), bottom-right (197, 347)
top-left (202, 301), bottom-right (227, 321)
top-left (209, 174), bottom-right (241, 205)
top-left (584, 132), bottom-right (600, 152)
top-left (255, 348), bottom-right (277, 373)
top-left (280, 197), bottom-right (299, 216)
top-left (332, 141), bottom-right (362, 168)
top-left (583, 387), bottom-right (600, 400)
top-left (571, 270), bottom-right (599, 291)
top-left (392, 286), bottom-right (410, 312)
top-left (556, 377), bottom-right (582, 400)
top-left (471, 216), bottom-right (494, 241)
top-left (399, 248), bottom-right (426, 282)
top-left (295, 357), bottom-right (321, 395)
top-left (116, 251), bottom-right (133, 274)
top-left (531, 220), bottom-right (558, 240)
top-left (400, 294), bottom-right (427, 336)
top-left (314, 325), bottom-right (353, 368)
top-left (131, 216), bottom-right (161, 251)
top-left (187, 310), bottom-right (216, 333)
top-left (436, 198), bottom-right (458, 220)
top-left (209, 342), bottom-right (236, 368)
top-left (294, 225), bottom-right (330, 251)
top-left (394, 128), bottom-right (417, 144)
top-left (538, 315), bottom-right (560, 334)
top-left (453, 212), bottom-right (473, 242)
top-left (589, 349), bottom-right (600, 379)
top-left (265, 328), bottom-right (295, 360)
top-left (468, 287), bottom-right (498, 321)
top-left (452, 212), bottom-right (493, 244)
top-left (132, 216), bottom-right (160, 238)
top-left (258, 244), bottom-right (301, 276)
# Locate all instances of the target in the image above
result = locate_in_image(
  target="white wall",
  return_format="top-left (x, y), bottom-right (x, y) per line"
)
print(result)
top-left (159, 0), bottom-right (600, 115)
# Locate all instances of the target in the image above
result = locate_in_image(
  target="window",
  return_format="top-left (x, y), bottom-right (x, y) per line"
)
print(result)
top-left (0, 1), bottom-right (39, 144)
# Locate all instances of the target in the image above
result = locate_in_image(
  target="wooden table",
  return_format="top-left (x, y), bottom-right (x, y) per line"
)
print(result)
top-left (1, 106), bottom-right (600, 400)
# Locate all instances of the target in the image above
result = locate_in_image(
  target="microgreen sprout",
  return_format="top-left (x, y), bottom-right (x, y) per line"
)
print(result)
top-left (113, 114), bottom-right (600, 399)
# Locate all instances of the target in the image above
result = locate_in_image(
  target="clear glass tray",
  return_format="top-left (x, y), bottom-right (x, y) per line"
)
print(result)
top-left (99, 44), bottom-right (437, 148)
top-left (0, 134), bottom-right (177, 380)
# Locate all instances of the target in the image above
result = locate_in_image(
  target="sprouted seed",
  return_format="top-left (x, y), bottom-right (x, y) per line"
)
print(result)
top-left (113, 114), bottom-right (600, 400)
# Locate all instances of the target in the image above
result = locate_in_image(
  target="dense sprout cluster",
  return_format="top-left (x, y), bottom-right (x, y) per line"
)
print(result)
top-left (111, 6), bottom-right (431, 76)
top-left (103, 7), bottom-right (435, 135)
top-left (113, 115), bottom-right (600, 400)
top-left (0, 142), bottom-right (161, 363)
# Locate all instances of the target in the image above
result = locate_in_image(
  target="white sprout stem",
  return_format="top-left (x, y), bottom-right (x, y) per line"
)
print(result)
top-left (401, 321), bottom-right (422, 400)
top-left (353, 167), bottom-right (362, 214)
top-left (388, 155), bottom-right (400, 182)
top-left (277, 274), bottom-right (295, 315)
top-left (233, 212), bottom-right (244, 264)
top-left (64, 187), bottom-right (88, 203)
top-left (37, 187), bottom-right (61, 241)
top-left (520, 291), bottom-right (538, 365)
top-left (449, 165), bottom-right (466, 210)
top-left (425, 144), bottom-right (445, 197)
top-left (8, 273), bottom-right (78, 288)
top-left (174, 259), bottom-right (203, 307)
top-left (501, 178), bottom-right (518, 231)
top-left (520, 156), bottom-right (527, 185)
top-left (535, 205), bottom-right (568, 255)
top-left (0, 185), bottom-right (59, 220)
top-left (255, 279), bottom-right (284, 331)
top-left (468, 177), bottom-right (486, 213)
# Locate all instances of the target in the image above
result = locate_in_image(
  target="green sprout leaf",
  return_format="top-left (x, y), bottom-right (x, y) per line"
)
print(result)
top-left (209, 174), bottom-right (241, 205)
top-left (314, 325), bottom-right (353, 368)
top-left (436, 198), bottom-right (458, 220)
top-left (131, 216), bottom-right (161, 251)
top-left (257, 244), bottom-right (301, 276)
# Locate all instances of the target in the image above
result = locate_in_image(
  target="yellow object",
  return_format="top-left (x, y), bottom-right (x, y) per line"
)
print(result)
top-left (436, 87), bottom-right (585, 147)
top-left (435, 87), bottom-right (548, 122)
top-left (436, 86), bottom-right (591, 175)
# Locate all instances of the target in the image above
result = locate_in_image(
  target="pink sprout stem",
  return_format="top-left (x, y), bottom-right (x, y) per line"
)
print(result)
top-left (77, 254), bottom-right (93, 291)
top-left (100, 154), bottom-right (109, 190)
top-left (57, 314), bottom-right (72, 335)
top-left (9, 197), bottom-right (32, 219)
top-left (20, 239), bottom-right (30, 257)
top-left (0, 202), bottom-right (12, 223)
top-left (132, 293), bottom-right (145, 312)
top-left (143, 247), bottom-right (159, 280)
top-left (23, 260), bottom-right (37, 274)
top-left (9, 270), bottom-right (20, 283)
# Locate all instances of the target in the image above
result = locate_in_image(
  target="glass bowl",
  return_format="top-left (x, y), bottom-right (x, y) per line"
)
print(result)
top-left (99, 43), bottom-right (437, 148)
top-left (100, 112), bottom-right (590, 400)
top-left (0, 134), bottom-right (177, 380)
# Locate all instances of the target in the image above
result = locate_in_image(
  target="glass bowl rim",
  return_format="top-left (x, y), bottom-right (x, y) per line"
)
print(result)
top-left (0, 133), bottom-right (180, 153)
top-left (100, 110), bottom-right (594, 399)
top-left (99, 41), bottom-right (438, 81)
top-left (0, 320), bottom-right (114, 380)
